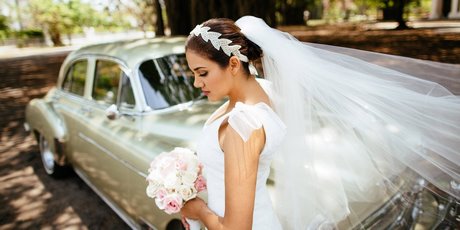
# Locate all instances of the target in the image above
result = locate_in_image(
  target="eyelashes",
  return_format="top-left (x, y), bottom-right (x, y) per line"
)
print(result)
top-left (199, 72), bottom-right (208, 77)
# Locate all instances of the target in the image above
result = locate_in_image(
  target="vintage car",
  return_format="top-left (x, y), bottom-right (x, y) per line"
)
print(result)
top-left (24, 37), bottom-right (458, 229)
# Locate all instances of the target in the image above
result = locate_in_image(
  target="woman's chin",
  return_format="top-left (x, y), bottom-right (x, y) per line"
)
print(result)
top-left (206, 95), bottom-right (222, 102)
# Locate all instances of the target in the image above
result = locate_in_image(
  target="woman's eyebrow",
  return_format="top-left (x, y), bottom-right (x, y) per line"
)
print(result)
top-left (193, 67), bottom-right (205, 71)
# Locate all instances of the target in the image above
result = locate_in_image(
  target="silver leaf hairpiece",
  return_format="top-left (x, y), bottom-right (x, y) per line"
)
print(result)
top-left (190, 24), bottom-right (249, 62)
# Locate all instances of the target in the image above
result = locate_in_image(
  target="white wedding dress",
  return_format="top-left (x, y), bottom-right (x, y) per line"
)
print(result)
top-left (196, 79), bottom-right (286, 230)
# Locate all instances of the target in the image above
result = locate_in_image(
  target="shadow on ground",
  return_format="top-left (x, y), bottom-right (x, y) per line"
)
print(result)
top-left (0, 53), bottom-right (128, 229)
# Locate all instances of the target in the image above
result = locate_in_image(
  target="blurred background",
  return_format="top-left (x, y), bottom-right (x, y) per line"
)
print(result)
top-left (0, 0), bottom-right (459, 62)
top-left (0, 0), bottom-right (459, 229)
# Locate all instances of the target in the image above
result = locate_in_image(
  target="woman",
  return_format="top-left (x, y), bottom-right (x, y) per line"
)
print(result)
top-left (181, 16), bottom-right (460, 229)
top-left (181, 18), bottom-right (286, 229)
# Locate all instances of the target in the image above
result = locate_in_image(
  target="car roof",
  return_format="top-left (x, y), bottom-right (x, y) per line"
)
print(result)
top-left (66, 36), bottom-right (187, 68)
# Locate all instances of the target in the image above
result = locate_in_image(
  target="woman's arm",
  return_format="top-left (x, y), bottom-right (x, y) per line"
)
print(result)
top-left (203, 123), bottom-right (265, 229)
top-left (182, 124), bottom-right (265, 230)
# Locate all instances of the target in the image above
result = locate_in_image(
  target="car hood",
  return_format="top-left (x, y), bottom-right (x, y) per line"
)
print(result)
top-left (138, 100), bottom-right (223, 149)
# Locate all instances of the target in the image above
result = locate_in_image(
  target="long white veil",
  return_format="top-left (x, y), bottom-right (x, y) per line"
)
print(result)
top-left (235, 16), bottom-right (460, 229)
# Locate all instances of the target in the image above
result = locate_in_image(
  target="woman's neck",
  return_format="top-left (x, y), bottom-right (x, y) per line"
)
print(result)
top-left (227, 76), bottom-right (263, 108)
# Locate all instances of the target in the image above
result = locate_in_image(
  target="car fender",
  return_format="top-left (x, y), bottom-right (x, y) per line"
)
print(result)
top-left (25, 96), bottom-right (68, 165)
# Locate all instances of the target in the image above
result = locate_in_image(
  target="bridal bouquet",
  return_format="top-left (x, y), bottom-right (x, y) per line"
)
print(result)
top-left (146, 147), bottom-right (206, 229)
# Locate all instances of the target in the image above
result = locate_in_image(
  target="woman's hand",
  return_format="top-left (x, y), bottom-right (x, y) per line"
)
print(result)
top-left (180, 214), bottom-right (190, 230)
top-left (181, 197), bottom-right (207, 220)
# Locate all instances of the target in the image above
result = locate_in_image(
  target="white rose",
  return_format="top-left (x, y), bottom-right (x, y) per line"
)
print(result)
top-left (146, 183), bottom-right (159, 198)
top-left (173, 147), bottom-right (194, 155)
top-left (181, 171), bottom-right (197, 187)
top-left (179, 186), bottom-right (197, 201)
top-left (147, 170), bottom-right (162, 184)
top-left (163, 172), bottom-right (179, 189)
top-left (186, 160), bottom-right (199, 174)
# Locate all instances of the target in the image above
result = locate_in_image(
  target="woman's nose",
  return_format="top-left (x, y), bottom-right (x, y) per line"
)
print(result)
top-left (193, 77), bottom-right (202, 88)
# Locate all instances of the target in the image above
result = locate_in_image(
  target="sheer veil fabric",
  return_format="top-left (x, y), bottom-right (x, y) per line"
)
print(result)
top-left (235, 16), bottom-right (460, 228)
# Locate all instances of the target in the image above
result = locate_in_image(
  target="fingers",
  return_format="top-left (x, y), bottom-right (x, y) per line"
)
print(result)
top-left (181, 214), bottom-right (190, 230)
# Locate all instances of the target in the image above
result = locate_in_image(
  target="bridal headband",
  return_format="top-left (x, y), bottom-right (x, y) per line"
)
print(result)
top-left (190, 24), bottom-right (249, 62)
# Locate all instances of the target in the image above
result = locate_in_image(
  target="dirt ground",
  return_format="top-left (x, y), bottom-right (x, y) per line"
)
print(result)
top-left (0, 22), bottom-right (459, 230)
top-left (0, 53), bottom-right (128, 229)
top-left (284, 21), bottom-right (460, 64)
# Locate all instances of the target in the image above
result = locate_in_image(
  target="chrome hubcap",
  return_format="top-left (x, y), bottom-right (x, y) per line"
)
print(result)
top-left (39, 135), bottom-right (55, 174)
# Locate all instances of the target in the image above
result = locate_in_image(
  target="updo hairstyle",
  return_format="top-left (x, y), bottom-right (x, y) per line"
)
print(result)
top-left (186, 18), bottom-right (262, 75)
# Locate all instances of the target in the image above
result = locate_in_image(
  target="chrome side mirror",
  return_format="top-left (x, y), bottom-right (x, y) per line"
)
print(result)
top-left (105, 104), bottom-right (119, 120)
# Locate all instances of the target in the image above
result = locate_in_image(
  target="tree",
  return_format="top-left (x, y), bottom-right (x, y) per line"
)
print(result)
top-left (393, 0), bottom-right (411, 29)
top-left (14, 0), bottom-right (23, 30)
top-left (28, 0), bottom-right (66, 46)
top-left (235, 0), bottom-right (276, 26)
top-left (115, 0), bottom-right (164, 37)
top-left (278, 0), bottom-right (310, 25)
top-left (0, 14), bottom-right (9, 42)
top-left (28, 0), bottom-right (105, 46)
top-left (154, 0), bottom-right (165, 36)
top-left (372, 0), bottom-right (418, 29)
top-left (164, 0), bottom-right (191, 35)
top-left (0, 15), bottom-right (8, 31)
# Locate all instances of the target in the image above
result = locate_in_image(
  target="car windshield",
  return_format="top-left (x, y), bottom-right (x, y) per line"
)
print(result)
top-left (138, 54), bottom-right (201, 110)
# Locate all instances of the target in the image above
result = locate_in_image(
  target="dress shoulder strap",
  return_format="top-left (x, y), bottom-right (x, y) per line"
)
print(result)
top-left (228, 101), bottom-right (287, 142)
top-left (227, 102), bottom-right (265, 142)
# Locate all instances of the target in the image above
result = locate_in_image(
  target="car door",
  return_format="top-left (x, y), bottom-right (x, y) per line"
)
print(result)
top-left (55, 57), bottom-right (93, 164)
top-left (70, 57), bottom-right (144, 220)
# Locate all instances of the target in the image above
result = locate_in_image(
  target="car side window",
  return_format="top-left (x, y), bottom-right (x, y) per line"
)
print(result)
top-left (91, 60), bottom-right (120, 104)
top-left (119, 74), bottom-right (135, 109)
top-left (62, 60), bottom-right (87, 96)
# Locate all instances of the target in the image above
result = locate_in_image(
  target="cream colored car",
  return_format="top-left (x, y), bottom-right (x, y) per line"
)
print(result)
top-left (25, 37), bottom-right (218, 229)
top-left (24, 37), bottom-right (457, 229)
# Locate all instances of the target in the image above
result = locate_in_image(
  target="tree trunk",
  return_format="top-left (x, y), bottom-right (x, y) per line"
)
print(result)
top-left (190, 0), bottom-right (213, 27)
top-left (154, 0), bottom-right (165, 36)
top-left (164, 0), bottom-right (191, 35)
top-left (48, 23), bottom-right (63, 46)
top-left (14, 0), bottom-right (23, 30)
top-left (235, 0), bottom-right (275, 26)
top-left (395, 0), bottom-right (409, 29)
top-left (164, 0), bottom-right (275, 34)
top-left (341, 0), bottom-right (351, 21)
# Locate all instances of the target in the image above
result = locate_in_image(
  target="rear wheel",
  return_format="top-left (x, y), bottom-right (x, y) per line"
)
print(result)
top-left (38, 134), bottom-right (69, 178)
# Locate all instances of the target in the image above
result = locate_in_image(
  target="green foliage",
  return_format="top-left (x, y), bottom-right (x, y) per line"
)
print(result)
top-left (15, 29), bottom-right (44, 38)
top-left (0, 14), bottom-right (9, 41)
top-left (27, 0), bottom-right (129, 45)
top-left (363, 0), bottom-right (419, 12)
top-left (13, 29), bottom-right (44, 47)
top-left (28, 0), bottom-right (100, 33)
top-left (0, 14), bottom-right (8, 31)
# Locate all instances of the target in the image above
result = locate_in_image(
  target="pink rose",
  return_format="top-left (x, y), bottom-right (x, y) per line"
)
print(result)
top-left (194, 175), bottom-right (207, 193)
top-left (154, 188), bottom-right (168, 209)
top-left (156, 188), bottom-right (168, 199)
top-left (163, 193), bottom-right (183, 214)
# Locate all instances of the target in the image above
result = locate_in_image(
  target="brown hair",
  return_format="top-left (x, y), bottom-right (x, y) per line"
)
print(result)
top-left (186, 18), bottom-right (262, 74)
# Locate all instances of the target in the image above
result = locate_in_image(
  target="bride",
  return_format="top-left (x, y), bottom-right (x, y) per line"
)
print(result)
top-left (180, 16), bottom-right (460, 229)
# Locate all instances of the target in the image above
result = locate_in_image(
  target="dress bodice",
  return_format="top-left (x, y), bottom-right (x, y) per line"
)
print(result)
top-left (196, 79), bottom-right (286, 229)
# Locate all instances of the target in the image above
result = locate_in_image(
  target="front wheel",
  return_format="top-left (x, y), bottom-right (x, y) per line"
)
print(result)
top-left (38, 134), bottom-right (69, 178)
